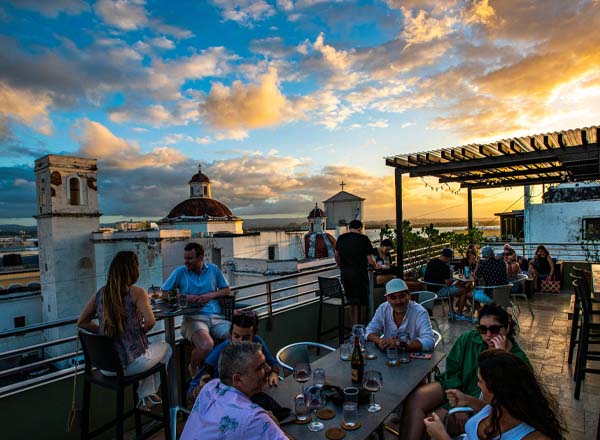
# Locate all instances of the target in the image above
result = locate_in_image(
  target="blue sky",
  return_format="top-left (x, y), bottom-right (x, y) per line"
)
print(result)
top-left (1, 0), bottom-right (600, 225)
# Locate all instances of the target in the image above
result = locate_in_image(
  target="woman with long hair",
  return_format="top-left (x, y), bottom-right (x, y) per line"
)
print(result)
top-left (78, 251), bottom-right (172, 409)
top-left (373, 238), bottom-right (395, 285)
top-left (528, 245), bottom-right (555, 292)
top-left (424, 349), bottom-right (566, 439)
top-left (399, 303), bottom-right (530, 440)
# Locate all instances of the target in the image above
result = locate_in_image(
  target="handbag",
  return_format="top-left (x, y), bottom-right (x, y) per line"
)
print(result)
top-left (540, 274), bottom-right (560, 293)
top-left (66, 339), bottom-right (82, 432)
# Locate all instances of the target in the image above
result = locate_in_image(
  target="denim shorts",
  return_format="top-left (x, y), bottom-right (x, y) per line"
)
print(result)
top-left (437, 285), bottom-right (461, 298)
top-left (473, 289), bottom-right (492, 304)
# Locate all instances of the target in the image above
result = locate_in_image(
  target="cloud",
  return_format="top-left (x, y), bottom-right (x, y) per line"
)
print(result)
top-left (211, 0), bottom-right (276, 26)
top-left (401, 7), bottom-right (457, 45)
top-left (0, 81), bottom-right (53, 135)
top-left (200, 67), bottom-right (300, 130)
top-left (367, 120), bottom-right (389, 128)
top-left (6, 0), bottom-right (89, 18)
top-left (74, 118), bottom-right (187, 169)
top-left (148, 36), bottom-right (175, 50)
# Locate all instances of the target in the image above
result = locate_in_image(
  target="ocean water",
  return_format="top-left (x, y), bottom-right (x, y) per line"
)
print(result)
top-left (364, 226), bottom-right (500, 242)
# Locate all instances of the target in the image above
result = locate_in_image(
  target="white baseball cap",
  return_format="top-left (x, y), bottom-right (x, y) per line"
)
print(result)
top-left (385, 278), bottom-right (409, 296)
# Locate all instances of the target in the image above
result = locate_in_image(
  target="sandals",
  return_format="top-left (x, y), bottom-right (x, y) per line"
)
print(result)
top-left (137, 394), bottom-right (163, 411)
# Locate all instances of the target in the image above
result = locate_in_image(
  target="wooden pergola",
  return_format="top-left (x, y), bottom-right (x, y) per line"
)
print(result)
top-left (385, 125), bottom-right (600, 275)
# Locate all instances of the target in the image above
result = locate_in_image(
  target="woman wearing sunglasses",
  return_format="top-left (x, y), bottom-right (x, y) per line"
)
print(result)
top-left (425, 349), bottom-right (566, 440)
top-left (399, 303), bottom-right (531, 440)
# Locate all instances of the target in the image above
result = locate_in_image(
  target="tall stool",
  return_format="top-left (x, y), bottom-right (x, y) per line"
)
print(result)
top-left (317, 276), bottom-right (349, 346)
top-left (79, 331), bottom-right (171, 440)
top-left (573, 278), bottom-right (600, 399)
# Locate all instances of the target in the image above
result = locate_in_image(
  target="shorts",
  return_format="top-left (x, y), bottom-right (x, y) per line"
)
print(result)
top-left (437, 285), bottom-right (461, 298)
top-left (341, 269), bottom-right (369, 306)
top-left (473, 289), bottom-right (492, 304)
top-left (181, 315), bottom-right (231, 341)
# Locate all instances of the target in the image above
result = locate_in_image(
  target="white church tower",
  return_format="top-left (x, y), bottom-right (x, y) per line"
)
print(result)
top-left (35, 155), bottom-right (100, 361)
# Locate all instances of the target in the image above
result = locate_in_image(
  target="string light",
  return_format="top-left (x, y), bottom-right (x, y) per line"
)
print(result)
top-left (420, 177), bottom-right (462, 195)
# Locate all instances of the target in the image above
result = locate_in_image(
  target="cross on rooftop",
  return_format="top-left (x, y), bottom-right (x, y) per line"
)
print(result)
top-left (339, 180), bottom-right (346, 191)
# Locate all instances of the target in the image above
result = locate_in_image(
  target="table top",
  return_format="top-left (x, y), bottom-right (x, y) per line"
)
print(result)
top-left (152, 300), bottom-right (207, 318)
top-left (452, 273), bottom-right (474, 283)
top-left (267, 348), bottom-right (445, 439)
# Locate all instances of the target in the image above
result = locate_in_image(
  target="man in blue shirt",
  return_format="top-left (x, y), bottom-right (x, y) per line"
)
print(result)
top-left (162, 242), bottom-right (231, 375)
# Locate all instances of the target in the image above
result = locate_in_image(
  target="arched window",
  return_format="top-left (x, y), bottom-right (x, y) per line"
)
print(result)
top-left (69, 177), bottom-right (80, 205)
top-left (40, 178), bottom-right (46, 206)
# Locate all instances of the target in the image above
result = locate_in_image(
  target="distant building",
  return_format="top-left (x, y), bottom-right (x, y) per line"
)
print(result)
top-left (323, 189), bottom-right (364, 230)
top-left (304, 204), bottom-right (336, 259)
top-left (158, 165), bottom-right (243, 235)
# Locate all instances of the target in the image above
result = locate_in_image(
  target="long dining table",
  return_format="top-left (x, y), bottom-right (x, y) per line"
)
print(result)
top-left (268, 347), bottom-right (446, 439)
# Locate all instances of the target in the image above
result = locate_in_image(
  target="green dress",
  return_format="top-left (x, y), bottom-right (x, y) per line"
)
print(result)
top-left (439, 330), bottom-right (531, 399)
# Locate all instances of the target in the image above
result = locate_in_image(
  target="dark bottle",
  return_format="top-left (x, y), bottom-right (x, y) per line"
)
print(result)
top-left (350, 336), bottom-right (364, 385)
top-left (167, 289), bottom-right (178, 308)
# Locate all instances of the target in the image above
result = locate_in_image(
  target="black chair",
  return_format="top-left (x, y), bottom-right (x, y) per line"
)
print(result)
top-left (568, 268), bottom-right (600, 366)
top-left (572, 277), bottom-right (600, 399)
top-left (178, 295), bottom-right (236, 404)
top-left (79, 331), bottom-right (171, 440)
top-left (317, 276), bottom-right (349, 346)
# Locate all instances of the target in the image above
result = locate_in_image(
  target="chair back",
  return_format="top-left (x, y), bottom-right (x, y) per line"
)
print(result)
top-left (276, 342), bottom-right (335, 372)
top-left (414, 290), bottom-right (438, 314)
top-left (78, 331), bottom-right (123, 375)
top-left (490, 284), bottom-right (513, 308)
top-left (218, 295), bottom-right (236, 322)
top-left (432, 329), bottom-right (442, 348)
top-left (318, 277), bottom-right (344, 300)
top-left (574, 278), bottom-right (593, 318)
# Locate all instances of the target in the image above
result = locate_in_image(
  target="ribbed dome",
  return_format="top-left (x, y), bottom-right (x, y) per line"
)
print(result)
top-left (166, 198), bottom-right (233, 219)
top-left (307, 203), bottom-right (325, 218)
top-left (189, 172), bottom-right (210, 183)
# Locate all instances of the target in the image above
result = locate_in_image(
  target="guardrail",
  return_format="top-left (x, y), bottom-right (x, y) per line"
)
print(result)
top-left (484, 241), bottom-right (592, 262)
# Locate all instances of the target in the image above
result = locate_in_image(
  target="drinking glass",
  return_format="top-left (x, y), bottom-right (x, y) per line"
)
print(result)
top-left (339, 343), bottom-right (352, 361)
top-left (313, 368), bottom-right (326, 388)
top-left (148, 286), bottom-right (162, 304)
top-left (304, 385), bottom-right (325, 432)
top-left (366, 341), bottom-right (377, 359)
top-left (464, 267), bottom-right (470, 278)
top-left (352, 324), bottom-right (366, 351)
top-left (397, 332), bottom-right (410, 363)
top-left (343, 402), bottom-right (358, 427)
top-left (386, 347), bottom-right (398, 365)
top-left (363, 370), bottom-right (383, 413)
top-left (294, 394), bottom-right (309, 421)
top-left (343, 386), bottom-right (359, 403)
top-left (178, 294), bottom-right (188, 309)
top-left (294, 363), bottom-right (311, 394)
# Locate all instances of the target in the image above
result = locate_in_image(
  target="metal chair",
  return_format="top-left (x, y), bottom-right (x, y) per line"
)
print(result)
top-left (510, 273), bottom-right (534, 319)
top-left (275, 342), bottom-right (335, 373)
top-left (414, 290), bottom-right (443, 344)
top-left (573, 277), bottom-right (600, 399)
top-left (419, 279), bottom-right (453, 319)
top-left (79, 331), bottom-right (171, 440)
top-left (568, 270), bottom-right (600, 366)
top-left (475, 283), bottom-right (519, 332)
top-left (432, 329), bottom-right (443, 348)
top-left (317, 276), bottom-right (348, 346)
top-left (443, 406), bottom-right (475, 440)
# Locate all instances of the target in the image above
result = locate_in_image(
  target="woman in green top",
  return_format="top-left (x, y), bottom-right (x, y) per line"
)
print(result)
top-left (399, 303), bottom-right (530, 440)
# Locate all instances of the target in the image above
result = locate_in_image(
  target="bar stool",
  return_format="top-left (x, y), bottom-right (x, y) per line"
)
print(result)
top-left (573, 278), bottom-right (600, 399)
top-left (79, 331), bottom-right (171, 440)
top-left (317, 276), bottom-right (349, 346)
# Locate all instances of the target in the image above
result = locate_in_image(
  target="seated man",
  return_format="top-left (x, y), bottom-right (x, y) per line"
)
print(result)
top-left (187, 309), bottom-right (280, 402)
top-left (474, 246), bottom-right (508, 304)
top-left (366, 278), bottom-right (435, 351)
top-left (423, 248), bottom-right (470, 320)
top-left (181, 342), bottom-right (288, 440)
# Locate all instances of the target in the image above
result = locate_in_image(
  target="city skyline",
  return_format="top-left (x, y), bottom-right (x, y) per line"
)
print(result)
top-left (1, 0), bottom-right (599, 225)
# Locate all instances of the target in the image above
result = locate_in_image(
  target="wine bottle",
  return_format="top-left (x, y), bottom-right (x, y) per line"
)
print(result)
top-left (351, 336), bottom-right (364, 384)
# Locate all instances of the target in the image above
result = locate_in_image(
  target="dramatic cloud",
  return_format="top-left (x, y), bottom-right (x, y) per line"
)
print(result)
top-left (0, 82), bottom-right (53, 135)
top-left (401, 7), bottom-right (457, 45)
top-left (211, 0), bottom-right (276, 26)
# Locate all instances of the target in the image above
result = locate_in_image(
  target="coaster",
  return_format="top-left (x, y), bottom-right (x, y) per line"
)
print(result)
top-left (385, 360), bottom-right (400, 367)
top-left (294, 415), bottom-right (312, 424)
top-left (317, 408), bottom-right (336, 420)
top-left (341, 421), bottom-right (361, 431)
top-left (325, 427), bottom-right (346, 439)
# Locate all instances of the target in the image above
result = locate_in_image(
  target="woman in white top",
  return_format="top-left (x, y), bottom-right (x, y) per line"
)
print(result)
top-left (366, 278), bottom-right (434, 352)
top-left (424, 349), bottom-right (566, 440)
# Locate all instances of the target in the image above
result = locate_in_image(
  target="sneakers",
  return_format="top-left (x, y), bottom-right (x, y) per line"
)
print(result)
top-left (454, 314), bottom-right (471, 321)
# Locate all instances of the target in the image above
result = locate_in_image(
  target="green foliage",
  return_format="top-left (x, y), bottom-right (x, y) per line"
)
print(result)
top-left (444, 228), bottom-right (486, 257)
top-left (578, 229), bottom-right (600, 264)
top-left (380, 221), bottom-right (449, 253)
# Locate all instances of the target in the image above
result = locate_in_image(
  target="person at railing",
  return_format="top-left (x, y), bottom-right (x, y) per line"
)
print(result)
top-left (424, 349), bottom-right (566, 440)
top-left (335, 219), bottom-right (377, 325)
top-left (77, 250), bottom-right (172, 410)
top-left (528, 245), bottom-right (555, 292)
top-left (473, 246), bottom-right (509, 305)
top-left (423, 248), bottom-right (471, 320)
top-left (186, 309), bottom-right (280, 405)
top-left (181, 341), bottom-right (288, 440)
top-left (504, 247), bottom-right (522, 293)
top-left (372, 238), bottom-right (396, 286)
top-left (366, 278), bottom-right (435, 351)
top-left (162, 242), bottom-right (231, 377)
top-left (399, 303), bottom-right (531, 440)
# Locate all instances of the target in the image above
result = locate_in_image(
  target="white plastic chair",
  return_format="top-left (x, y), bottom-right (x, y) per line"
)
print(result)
top-left (418, 279), bottom-right (453, 319)
top-left (414, 290), bottom-right (444, 345)
top-left (275, 342), bottom-right (335, 373)
top-left (510, 274), bottom-right (534, 319)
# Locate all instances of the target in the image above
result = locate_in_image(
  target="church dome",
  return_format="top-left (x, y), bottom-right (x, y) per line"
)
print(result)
top-left (166, 198), bottom-right (233, 219)
top-left (304, 231), bottom-right (336, 259)
top-left (307, 203), bottom-right (325, 219)
top-left (189, 171), bottom-right (210, 184)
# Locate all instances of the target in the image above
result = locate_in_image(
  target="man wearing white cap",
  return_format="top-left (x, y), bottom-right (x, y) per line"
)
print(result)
top-left (366, 278), bottom-right (435, 352)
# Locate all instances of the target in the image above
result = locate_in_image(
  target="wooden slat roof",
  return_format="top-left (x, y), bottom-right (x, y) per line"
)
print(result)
top-left (385, 125), bottom-right (600, 189)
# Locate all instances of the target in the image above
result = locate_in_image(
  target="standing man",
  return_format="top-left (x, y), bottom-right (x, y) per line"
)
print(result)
top-left (335, 219), bottom-right (377, 325)
top-left (181, 342), bottom-right (288, 440)
top-left (162, 242), bottom-right (231, 376)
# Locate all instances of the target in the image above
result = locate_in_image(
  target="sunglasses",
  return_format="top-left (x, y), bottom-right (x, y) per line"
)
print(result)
top-left (477, 324), bottom-right (505, 335)
top-left (503, 252), bottom-right (510, 256)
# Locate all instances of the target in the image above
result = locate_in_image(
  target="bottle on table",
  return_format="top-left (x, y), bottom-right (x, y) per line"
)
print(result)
top-left (351, 336), bottom-right (364, 385)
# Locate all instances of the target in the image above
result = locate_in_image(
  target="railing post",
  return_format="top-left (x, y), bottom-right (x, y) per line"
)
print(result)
top-left (266, 281), bottom-right (273, 331)
top-left (368, 268), bottom-right (375, 319)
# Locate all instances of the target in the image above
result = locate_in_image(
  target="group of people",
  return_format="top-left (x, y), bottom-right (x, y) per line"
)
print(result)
top-left (77, 230), bottom-right (566, 439)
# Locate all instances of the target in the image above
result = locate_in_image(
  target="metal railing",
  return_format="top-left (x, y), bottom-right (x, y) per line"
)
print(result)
top-left (484, 241), bottom-right (592, 262)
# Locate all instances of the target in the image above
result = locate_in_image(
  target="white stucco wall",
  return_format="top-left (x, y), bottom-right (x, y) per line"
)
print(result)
top-left (325, 200), bottom-right (363, 229)
top-left (0, 292), bottom-right (43, 366)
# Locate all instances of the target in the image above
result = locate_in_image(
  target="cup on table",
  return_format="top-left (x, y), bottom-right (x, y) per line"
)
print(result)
top-left (340, 343), bottom-right (352, 361)
top-left (464, 267), bottom-right (470, 278)
top-left (386, 347), bottom-right (399, 365)
top-left (343, 402), bottom-right (358, 427)
top-left (148, 286), bottom-right (162, 303)
top-left (343, 386), bottom-right (359, 403)
top-left (313, 368), bottom-right (326, 388)
top-left (294, 394), bottom-right (309, 421)
top-left (178, 294), bottom-right (188, 309)
top-left (365, 341), bottom-right (377, 359)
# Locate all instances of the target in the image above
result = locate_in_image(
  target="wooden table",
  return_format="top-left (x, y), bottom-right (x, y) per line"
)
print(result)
top-left (591, 264), bottom-right (600, 293)
top-left (268, 348), bottom-right (446, 439)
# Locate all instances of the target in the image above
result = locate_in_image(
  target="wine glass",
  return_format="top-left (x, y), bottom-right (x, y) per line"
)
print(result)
top-left (304, 385), bottom-right (325, 432)
top-left (148, 286), bottom-right (162, 304)
top-left (293, 363), bottom-right (311, 394)
top-left (363, 370), bottom-right (383, 413)
top-left (397, 331), bottom-right (410, 363)
top-left (313, 368), bottom-right (326, 388)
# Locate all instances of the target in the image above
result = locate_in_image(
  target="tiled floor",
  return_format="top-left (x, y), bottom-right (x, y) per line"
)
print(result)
top-left (142, 292), bottom-right (599, 439)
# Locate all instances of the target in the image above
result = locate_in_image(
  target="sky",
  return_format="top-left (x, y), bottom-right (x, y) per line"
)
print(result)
top-left (1, 0), bottom-right (600, 226)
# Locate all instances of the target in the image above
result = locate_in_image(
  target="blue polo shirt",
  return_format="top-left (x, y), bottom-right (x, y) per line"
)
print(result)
top-left (162, 263), bottom-right (228, 315)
